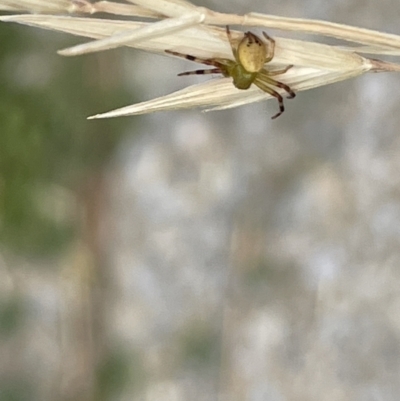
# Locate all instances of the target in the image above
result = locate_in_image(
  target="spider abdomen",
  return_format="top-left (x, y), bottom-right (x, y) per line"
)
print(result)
top-left (237, 32), bottom-right (267, 73)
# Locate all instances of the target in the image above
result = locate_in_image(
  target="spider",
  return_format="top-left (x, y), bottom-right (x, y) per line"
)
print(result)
top-left (166, 26), bottom-right (296, 119)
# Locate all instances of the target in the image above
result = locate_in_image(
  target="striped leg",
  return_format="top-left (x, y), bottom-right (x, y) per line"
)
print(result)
top-left (254, 77), bottom-right (285, 119)
top-left (165, 50), bottom-right (223, 68)
top-left (178, 68), bottom-right (222, 76)
top-left (258, 70), bottom-right (296, 99)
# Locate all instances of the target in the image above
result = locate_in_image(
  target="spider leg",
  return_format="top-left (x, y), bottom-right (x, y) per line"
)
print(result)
top-left (225, 26), bottom-right (238, 62)
top-left (265, 65), bottom-right (293, 76)
top-left (258, 70), bottom-right (296, 99)
top-left (273, 80), bottom-right (296, 99)
top-left (166, 50), bottom-right (223, 68)
top-left (254, 77), bottom-right (285, 119)
top-left (178, 68), bottom-right (222, 76)
top-left (262, 32), bottom-right (275, 63)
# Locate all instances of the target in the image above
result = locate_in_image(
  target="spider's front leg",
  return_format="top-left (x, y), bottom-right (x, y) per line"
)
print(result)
top-left (166, 50), bottom-right (225, 77)
top-left (262, 32), bottom-right (275, 63)
top-left (225, 26), bottom-right (238, 61)
top-left (165, 50), bottom-right (222, 67)
top-left (177, 68), bottom-right (222, 76)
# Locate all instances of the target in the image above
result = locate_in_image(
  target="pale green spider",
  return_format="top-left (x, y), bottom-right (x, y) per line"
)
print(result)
top-left (166, 26), bottom-right (296, 119)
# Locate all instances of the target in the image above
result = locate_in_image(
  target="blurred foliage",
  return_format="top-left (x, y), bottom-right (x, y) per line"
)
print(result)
top-left (0, 22), bottom-right (133, 257)
top-left (0, 19), bottom-right (142, 401)
top-left (0, 378), bottom-right (32, 401)
top-left (95, 347), bottom-right (144, 401)
top-left (243, 255), bottom-right (295, 287)
top-left (0, 296), bottom-right (25, 338)
top-left (180, 323), bottom-right (220, 369)
top-left (243, 256), bottom-right (274, 285)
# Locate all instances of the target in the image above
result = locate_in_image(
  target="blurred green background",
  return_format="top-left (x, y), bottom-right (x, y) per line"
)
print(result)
top-left (0, 22), bottom-right (130, 256)
top-left (0, 19), bottom-right (134, 401)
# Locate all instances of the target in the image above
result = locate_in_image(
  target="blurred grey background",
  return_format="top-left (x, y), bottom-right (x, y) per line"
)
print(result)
top-left (1, 1), bottom-right (400, 400)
